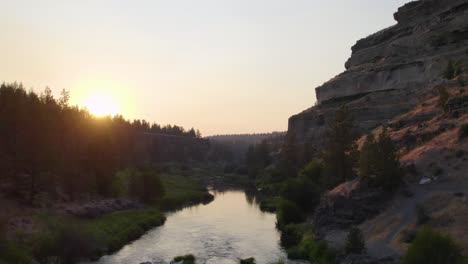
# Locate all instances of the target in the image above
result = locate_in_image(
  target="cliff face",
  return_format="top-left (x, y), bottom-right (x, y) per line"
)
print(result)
top-left (288, 0), bottom-right (468, 153)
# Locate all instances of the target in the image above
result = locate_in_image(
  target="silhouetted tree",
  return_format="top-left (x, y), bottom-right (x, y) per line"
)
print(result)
top-left (0, 82), bottom-right (205, 203)
top-left (322, 106), bottom-right (359, 185)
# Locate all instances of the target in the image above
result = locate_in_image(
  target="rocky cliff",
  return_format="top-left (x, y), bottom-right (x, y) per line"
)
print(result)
top-left (288, 0), bottom-right (468, 154)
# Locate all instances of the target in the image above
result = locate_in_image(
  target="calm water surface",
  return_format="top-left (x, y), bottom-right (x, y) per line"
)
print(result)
top-left (88, 190), bottom-right (295, 264)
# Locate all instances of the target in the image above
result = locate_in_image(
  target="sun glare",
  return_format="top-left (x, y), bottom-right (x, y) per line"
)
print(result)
top-left (83, 92), bottom-right (120, 117)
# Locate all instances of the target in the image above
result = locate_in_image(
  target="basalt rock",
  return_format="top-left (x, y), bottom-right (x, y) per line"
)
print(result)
top-left (312, 180), bottom-right (389, 239)
top-left (288, 0), bottom-right (468, 154)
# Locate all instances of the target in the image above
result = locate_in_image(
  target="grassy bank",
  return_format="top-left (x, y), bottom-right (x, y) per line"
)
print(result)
top-left (84, 208), bottom-right (166, 255)
top-left (1, 166), bottom-right (215, 264)
top-left (159, 173), bottom-right (214, 211)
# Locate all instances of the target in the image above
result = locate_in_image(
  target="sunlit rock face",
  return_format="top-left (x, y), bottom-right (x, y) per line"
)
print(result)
top-left (288, 0), bottom-right (468, 153)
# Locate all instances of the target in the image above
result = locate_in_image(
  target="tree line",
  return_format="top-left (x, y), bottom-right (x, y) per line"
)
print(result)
top-left (0, 82), bottom-right (205, 204)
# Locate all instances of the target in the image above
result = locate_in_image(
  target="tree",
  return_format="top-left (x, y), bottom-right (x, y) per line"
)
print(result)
top-left (0, 82), bottom-right (204, 203)
top-left (322, 106), bottom-right (359, 185)
top-left (58, 89), bottom-right (70, 108)
top-left (299, 159), bottom-right (325, 186)
top-left (129, 169), bottom-right (165, 204)
top-left (345, 227), bottom-right (366, 255)
top-left (281, 178), bottom-right (320, 211)
top-left (359, 129), bottom-right (401, 191)
top-left (245, 141), bottom-right (271, 180)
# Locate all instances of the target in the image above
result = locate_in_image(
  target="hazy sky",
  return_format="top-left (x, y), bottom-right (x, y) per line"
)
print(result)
top-left (1, 0), bottom-right (410, 135)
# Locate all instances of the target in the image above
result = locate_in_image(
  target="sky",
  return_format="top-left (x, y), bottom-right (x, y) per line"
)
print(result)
top-left (1, 0), bottom-right (411, 136)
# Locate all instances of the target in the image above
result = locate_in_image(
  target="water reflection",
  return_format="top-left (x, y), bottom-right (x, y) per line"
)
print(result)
top-left (87, 191), bottom-right (293, 264)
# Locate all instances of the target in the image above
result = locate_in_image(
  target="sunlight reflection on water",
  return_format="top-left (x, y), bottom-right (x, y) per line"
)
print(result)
top-left (85, 190), bottom-right (304, 264)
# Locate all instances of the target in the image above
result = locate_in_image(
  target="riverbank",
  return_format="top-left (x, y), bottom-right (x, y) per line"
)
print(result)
top-left (0, 167), bottom-right (214, 264)
top-left (86, 190), bottom-right (289, 264)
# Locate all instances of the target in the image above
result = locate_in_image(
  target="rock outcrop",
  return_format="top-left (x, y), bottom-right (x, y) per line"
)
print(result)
top-left (312, 180), bottom-right (389, 239)
top-left (287, 0), bottom-right (468, 154)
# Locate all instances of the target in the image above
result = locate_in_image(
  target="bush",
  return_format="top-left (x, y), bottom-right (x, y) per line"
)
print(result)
top-left (460, 123), bottom-right (468, 140)
top-left (403, 227), bottom-right (464, 264)
top-left (174, 254), bottom-right (195, 264)
top-left (276, 199), bottom-right (305, 228)
top-left (281, 178), bottom-right (320, 211)
top-left (174, 254), bottom-right (195, 263)
top-left (240, 257), bottom-right (256, 264)
top-left (287, 232), bottom-right (336, 264)
top-left (299, 160), bottom-right (324, 184)
top-left (33, 218), bottom-right (98, 264)
top-left (280, 224), bottom-right (309, 248)
top-left (345, 227), bottom-right (366, 255)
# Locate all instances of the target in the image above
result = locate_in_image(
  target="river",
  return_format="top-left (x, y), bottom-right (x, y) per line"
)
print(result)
top-left (88, 190), bottom-right (296, 264)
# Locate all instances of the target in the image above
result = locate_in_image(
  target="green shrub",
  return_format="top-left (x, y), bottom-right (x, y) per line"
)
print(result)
top-left (299, 160), bottom-right (324, 184)
top-left (85, 208), bottom-right (165, 254)
top-left (345, 227), bottom-right (366, 254)
top-left (174, 254), bottom-right (195, 264)
top-left (403, 227), bottom-right (464, 264)
top-left (460, 123), bottom-right (468, 140)
top-left (281, 178), bottom-right (320, 211)
top-left (240, 257), bottom-right (256, 264)
top-left (280, 224), bottom-right (309, 248)
top-left (276, 199), bottom-right (305, 228)
top-left (32, 218), bottom-right (98, 264)
top-left (287, 233), bottom-right (335, 264)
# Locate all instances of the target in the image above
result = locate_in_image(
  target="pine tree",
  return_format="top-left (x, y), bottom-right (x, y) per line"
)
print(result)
top-left (359, 128), bottom-right (401, 190)
top-left (323, 106), bottom-right (359, 184)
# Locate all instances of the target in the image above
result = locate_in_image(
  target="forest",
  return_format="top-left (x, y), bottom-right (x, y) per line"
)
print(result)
top-left (0, 82), bottom-right (208, 205)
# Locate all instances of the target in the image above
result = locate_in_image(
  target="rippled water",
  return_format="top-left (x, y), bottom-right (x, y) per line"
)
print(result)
top-left (88, 190), bottom-right (294, 264)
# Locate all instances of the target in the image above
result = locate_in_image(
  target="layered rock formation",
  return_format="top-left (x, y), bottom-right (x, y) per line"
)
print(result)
top-left (288, 0), bottom-right (468, 153)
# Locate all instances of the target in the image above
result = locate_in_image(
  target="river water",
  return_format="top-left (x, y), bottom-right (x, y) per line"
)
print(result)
top-left (89, 190), bottom-right (294, 264)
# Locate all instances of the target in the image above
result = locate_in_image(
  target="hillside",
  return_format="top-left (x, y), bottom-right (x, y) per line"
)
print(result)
top-left (283, 0), bottom-right (468, 262)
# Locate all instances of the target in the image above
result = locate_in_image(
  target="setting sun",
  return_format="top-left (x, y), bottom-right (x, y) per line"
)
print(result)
top-left (83, 92), bottom-right (120, 117)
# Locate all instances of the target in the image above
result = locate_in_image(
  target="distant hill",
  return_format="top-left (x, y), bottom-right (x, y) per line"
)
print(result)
top-left (207, 132), bottom-right (286, 161)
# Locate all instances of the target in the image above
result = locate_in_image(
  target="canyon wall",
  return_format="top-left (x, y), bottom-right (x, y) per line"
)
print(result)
top-left (287, 0), bottom-right (468, 155)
